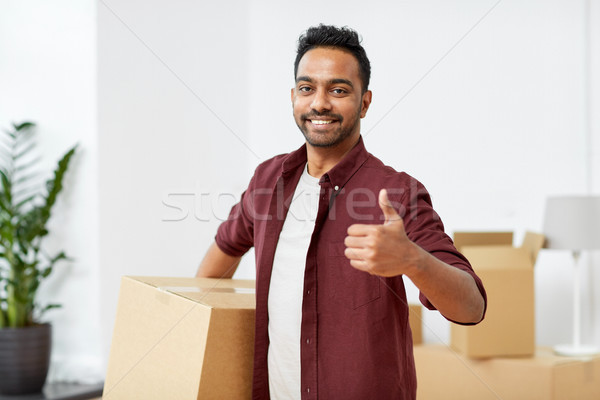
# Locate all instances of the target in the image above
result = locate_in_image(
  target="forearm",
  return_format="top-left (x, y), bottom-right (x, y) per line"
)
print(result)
top-left (406, 244), bottom-right (485, 324)
top-left (196, 242), bottom-right (242, 278)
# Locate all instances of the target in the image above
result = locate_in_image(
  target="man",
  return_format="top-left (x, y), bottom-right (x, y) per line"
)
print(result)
top-left (197, 24), bottom-right (486, 400)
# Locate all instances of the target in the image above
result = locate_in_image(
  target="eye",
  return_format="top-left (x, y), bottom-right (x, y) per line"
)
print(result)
top-left (331, 88), bottom-right (348, 95)
top-left (298, 86), bottom-right (313, 93)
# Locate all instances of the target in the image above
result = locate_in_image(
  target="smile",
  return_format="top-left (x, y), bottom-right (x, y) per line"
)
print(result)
top-left (310, 120), bottom-right (335, 125)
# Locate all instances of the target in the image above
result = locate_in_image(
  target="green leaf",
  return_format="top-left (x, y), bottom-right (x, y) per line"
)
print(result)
top-left (39, 251), bottom-right (67, 278)
top-left (15, 156), bottom-right (41, 174)
top-left (13, 122), bottom-right (36, 132)
top-left (0, 195), bottom-right (11, 214)
top-left (38, 303), bottom-right (61, 320)
top-left (0, 169), bottom-right (10, 182)
top-left (14, 185), bottom-right (42, 204)
top-left (0, 170), bottom-right (12, 203)
top-left (0, 133), bottom-right (12, 148)
top-left (0, 142), bottom-right (11, 162)
top-left (2, 128), bottom-right (16, 140)
top-left (0, 224), bottom-right (14, 245)
top-left (50, 251), bottom-right (68, 264)
top-left (0, 121), bottom-right (76, 327)
top-left (14, 142), bottom-right (37, 162)
top-left (14, 194), bottom-right (38, 210)
top-left (43, 145), bottom-right (77, 215)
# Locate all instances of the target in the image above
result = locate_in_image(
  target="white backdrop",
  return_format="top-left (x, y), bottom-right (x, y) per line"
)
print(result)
top-left (1, 0), bottom-right (599, 383)
top-left (0, 0), bottom-right (101, 382)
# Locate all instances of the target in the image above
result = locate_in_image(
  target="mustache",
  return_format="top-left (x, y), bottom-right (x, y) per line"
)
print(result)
top-left (301, 112), bottom-right (343, 121)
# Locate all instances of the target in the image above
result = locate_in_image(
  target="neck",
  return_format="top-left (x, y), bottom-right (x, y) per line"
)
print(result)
top-left (306, 134), bottom-right (360, 178)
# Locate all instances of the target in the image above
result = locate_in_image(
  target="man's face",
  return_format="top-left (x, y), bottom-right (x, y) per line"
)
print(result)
top-left (292, 47), bottom-right (372, 148)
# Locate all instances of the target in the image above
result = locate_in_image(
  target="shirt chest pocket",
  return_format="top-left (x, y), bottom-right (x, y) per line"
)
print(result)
top-left (327, 242), bottom-right (381, 310)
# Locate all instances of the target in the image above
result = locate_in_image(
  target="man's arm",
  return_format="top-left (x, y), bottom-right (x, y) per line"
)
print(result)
top-left (196, 242), bottom-right (242, 278)
top-left (344, 189), bottom-right (485, 324)
top-left (396, 245), bottom-right (484, 324)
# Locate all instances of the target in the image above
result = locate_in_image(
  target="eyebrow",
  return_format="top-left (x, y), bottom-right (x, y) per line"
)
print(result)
top-left (296, 76), bottom-right (354, 88)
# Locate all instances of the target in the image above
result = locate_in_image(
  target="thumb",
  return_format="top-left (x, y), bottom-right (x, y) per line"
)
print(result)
top-left (379, 189), bottom-right (401, 225)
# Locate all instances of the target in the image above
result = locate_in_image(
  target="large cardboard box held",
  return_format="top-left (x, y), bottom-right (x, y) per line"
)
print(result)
top-left (414, 344), bottom-right (600, 400)
top-left (451, 231), bottom-right (545, 358)
top-left (103, 276), bottom-right (255, 400)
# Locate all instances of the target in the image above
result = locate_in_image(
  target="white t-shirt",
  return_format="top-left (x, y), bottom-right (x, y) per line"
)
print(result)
top-left (268, 163), bottom-right (320, 400)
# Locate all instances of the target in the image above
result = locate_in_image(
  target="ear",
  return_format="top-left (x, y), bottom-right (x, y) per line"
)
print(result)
top-left (360, 90), bottom-right (372, 118)
top-left (291, 87), bottom-right (295, 103)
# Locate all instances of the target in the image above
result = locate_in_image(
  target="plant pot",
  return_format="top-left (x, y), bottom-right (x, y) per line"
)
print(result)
top-left (0, 323), bottom-right (52, 395)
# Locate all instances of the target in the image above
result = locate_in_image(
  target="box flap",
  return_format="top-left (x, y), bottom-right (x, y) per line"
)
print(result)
top-left (521, 231), bottom-right (546, 265)
top-left (461, 246), bottom-right (532, 269)
top-left (453, 232), bottom-right (513, 250)
top-left (129, 276), bottom-right (255, 289)
top-left (127, 276), bottom-right (256, 309)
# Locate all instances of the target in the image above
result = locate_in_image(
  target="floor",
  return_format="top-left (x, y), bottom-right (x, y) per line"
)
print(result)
top-left (0, 383), bottom-right (103, 400)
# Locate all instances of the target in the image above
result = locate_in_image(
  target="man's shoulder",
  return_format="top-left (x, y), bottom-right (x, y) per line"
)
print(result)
top-left (252, 152), bottom-right (291, 182)
top-left (255, 152), bottom-right (290, 173)
top-left (361, 153), bottom-right (417, 185)
top-left (248, 151), bottom-right (299, 188)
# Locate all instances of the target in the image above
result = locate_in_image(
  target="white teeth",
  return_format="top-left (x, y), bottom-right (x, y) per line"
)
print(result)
top-left (311, 120), bottom-right (333, 125)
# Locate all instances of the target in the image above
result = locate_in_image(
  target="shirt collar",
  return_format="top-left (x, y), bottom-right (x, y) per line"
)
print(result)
top-left (281, 136), bottom-right (370, 189)
top-left (323, 135), bottom-right (370, 190)
top-left (281, 142), bottom-right (308, 176)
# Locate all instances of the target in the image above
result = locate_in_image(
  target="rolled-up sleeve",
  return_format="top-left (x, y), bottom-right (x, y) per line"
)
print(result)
top-left (399, 178), bottom-right (487, 325)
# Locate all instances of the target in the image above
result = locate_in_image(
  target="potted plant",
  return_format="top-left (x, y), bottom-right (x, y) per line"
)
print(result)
top-left (0, 121), bottom-right (77, 395)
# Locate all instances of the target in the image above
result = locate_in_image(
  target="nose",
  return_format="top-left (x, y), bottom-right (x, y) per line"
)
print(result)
top-left (310, 89), bottom-right (331, 113)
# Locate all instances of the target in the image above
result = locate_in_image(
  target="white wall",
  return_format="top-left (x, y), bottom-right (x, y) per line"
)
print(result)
top-left (0, 0), bottom-right (101, 382)
top-left (2, 0), bottom-right (600, 383)
top-left (97, 0), bottom-right (254, 372)
top-left (590, 0), bottom-right (600, 348)
top-left (245, 0), bottom-right (600, 346)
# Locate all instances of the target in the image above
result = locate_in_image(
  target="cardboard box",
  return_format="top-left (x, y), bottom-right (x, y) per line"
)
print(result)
top-left (103, 276), bottom-right (255, 400)
top-left (414, 344), bottom-right (600, 400)
top-left (451, 231), bottom-right (545, 358)
top-left (409, 303), bottom-right (423, 345)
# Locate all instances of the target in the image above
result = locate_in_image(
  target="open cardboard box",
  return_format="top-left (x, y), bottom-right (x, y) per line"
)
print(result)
top-left (103, 276), bottom-right (255, 400)
top-left (451, 231), bottom-right (545, 358)
top-left (414, 344), bottom-right (600, 400)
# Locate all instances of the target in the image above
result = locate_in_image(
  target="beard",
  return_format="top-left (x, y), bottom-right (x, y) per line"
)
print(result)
top-left (295, 105), bottom-right (362, 148)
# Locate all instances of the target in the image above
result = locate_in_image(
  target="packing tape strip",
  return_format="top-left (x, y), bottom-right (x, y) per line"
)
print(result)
top-left (158, 286), bottom-right (256, 294)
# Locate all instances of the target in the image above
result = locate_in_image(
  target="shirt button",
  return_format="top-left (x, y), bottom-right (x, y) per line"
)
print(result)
top-left (306, 338), bottom-right (311, 344)
top-left (307, 289), bottom-right (311, 295)
top-left (334, 185), bottom-right (339, 191)
top-left (307, 387), bottom-right (310, 393)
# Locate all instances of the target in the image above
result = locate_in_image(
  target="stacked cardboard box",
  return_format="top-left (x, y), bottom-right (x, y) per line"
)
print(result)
top-left (450, 231), bottom-right (545, 357)
top-left (414, 231), bottom-right (600, 399)
top-left (409, 303), bottom-right (423, 345)
top-left (414, 345), bottom-right (600, 400)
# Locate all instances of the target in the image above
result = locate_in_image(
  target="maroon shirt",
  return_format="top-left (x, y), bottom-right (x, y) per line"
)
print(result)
top-left (216, 137), bottom-right (486, 400)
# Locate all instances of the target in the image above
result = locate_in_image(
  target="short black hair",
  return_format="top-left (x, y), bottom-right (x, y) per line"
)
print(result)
top-left (294, 24), bottom-right (371, 93)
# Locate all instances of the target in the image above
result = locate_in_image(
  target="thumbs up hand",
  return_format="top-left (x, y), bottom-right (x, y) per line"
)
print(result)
top-left (344, 189), bottom-right (421, 277)
top-left (346, 189), bottom-right (486, 323)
